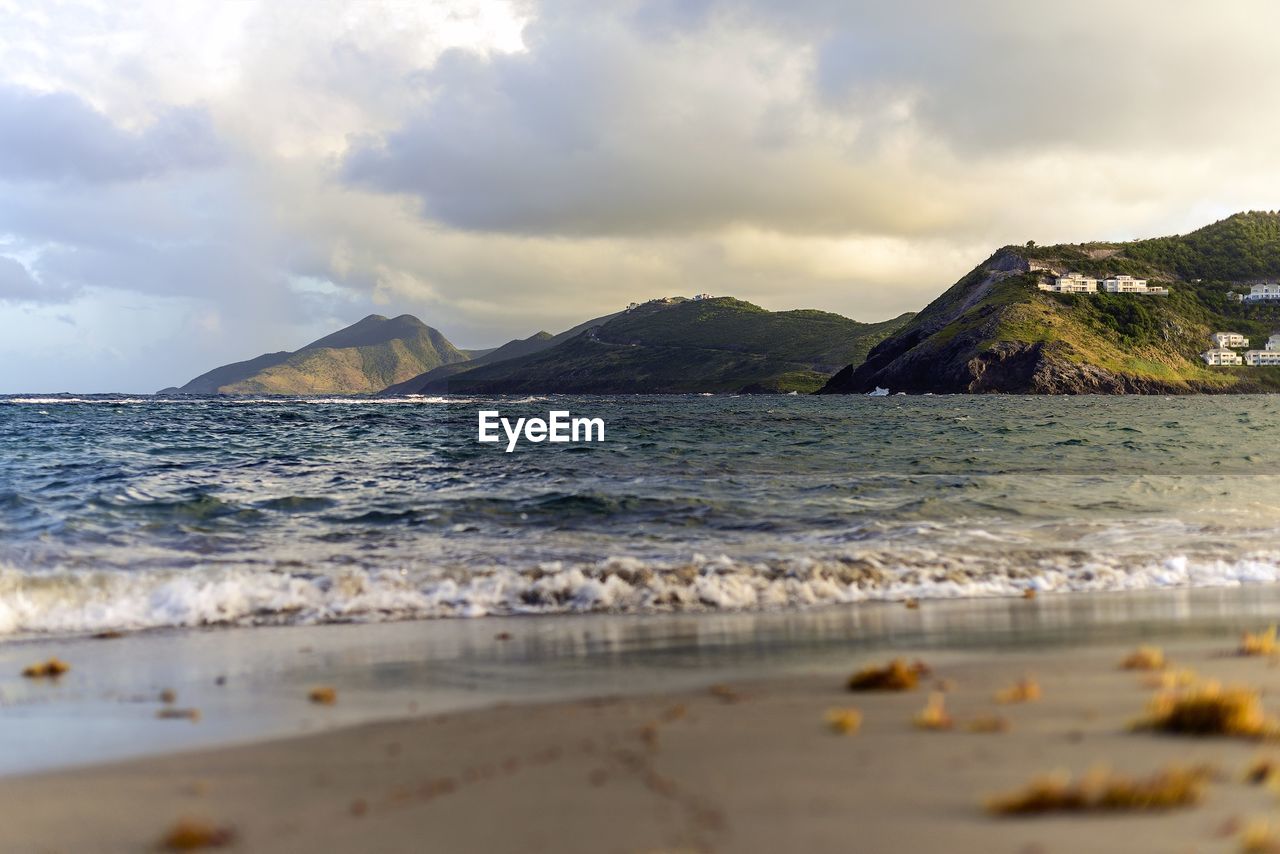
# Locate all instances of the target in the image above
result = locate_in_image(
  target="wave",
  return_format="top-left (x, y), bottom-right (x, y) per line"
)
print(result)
top-left (5, 397), bottom-right (155, 405)
top-left (3, 551), bottom-right (1280, 637)
top-left (3, 396), bottom-right (479, 406)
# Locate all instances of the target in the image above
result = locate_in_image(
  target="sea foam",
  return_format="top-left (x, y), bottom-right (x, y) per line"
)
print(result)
top-left (4, 551), bottom-right (1280, 637)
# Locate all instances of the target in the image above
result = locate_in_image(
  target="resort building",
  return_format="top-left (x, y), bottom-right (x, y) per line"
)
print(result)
top-left (1101, 275), bottom-right (1167, 295)
top-left (1041, 273), bottom-right (1099, 293)
top-left (1203, 348), bottom-right (1243, 366)
top-left (1268, 333), bottom-right (1280, 351)
top-left (1212, 332), bottom-right (1250, 348)
top-left (1245, 283), bottom-right (1280, 302)
top-left (1245, 350), bottom-right (1280, 366)
top-left (1037, 273), bottom-right (1169, 296)
top-left (1102, 275), bottom-right (1147, 293)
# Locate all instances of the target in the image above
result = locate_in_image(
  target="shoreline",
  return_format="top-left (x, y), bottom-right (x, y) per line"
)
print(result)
top-left (7, 585), bottom-right (1280, 777)
top-left (5, 629), bottom-right (1280, 852)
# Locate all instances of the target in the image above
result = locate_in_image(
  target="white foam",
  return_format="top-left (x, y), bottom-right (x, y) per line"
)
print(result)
top-left (5, 550), bottom-right (1280, 638)
top-left (304, 396), bottom-right (473, 405)
top-left (226, 396), bottom-right (476, 405)
top-left (5, 397), bottom-right (153, 404)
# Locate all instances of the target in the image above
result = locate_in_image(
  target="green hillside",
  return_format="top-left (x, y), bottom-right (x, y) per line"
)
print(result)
top-left (382, 311), bottom-right (618, 395)
top-left (821, 212), bottom-right (1280, 395)
top-left (163, 314), bottom-right (469, 395)
top-left (435, 297), bottom-right (913, 394)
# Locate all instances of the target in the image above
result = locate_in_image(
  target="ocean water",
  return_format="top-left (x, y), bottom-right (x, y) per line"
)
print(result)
top-left (2, 393), bottom-right (1280, 637)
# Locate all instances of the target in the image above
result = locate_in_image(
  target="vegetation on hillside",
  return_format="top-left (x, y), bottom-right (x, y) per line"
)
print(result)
top-left (1127, 211), bottom-right (1280, 281)
top-left (440, 298), bottom-right (913, 394)
top-left (167, 314), bottom-right (469, 395)
top-left (823, 212), bottom-right (1280, 394)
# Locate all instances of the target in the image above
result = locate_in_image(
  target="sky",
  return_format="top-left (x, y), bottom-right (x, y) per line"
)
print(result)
top-left (3, 1), bottom-right (1280, 391)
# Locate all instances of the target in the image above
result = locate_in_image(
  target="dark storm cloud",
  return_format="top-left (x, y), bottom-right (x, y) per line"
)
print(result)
top-left (342, 0), bottom-right (1280, 239)
top-left (0, 86), bottom-right (224, 184)
top-left (341, 6), bottom-right (952, 239)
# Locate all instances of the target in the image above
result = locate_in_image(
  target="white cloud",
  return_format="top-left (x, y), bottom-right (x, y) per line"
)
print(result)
top-left (3, 0), bottom-right (1280, 390)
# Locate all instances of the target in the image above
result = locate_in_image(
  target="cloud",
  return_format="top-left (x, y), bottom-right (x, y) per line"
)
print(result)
top-left (342, 0), bottom-right (1280, 243)
top-left (0, 256), bottom-right (44, 301)
top-left (0, 86), bottom-right (223, 183)
top-left (342, 10), bottom-right (961, 238)
top-left (6, 0), bottom-right (1280, 390)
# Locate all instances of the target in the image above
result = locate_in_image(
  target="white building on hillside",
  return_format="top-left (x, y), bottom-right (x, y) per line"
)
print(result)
top-left (1245, 350), bottom-right (1280, 366)
top-left (1041, 272), bottom-right (1099, 293)
top-left (692, 293), bottom-right (714, 301)
top-left (1102, 275), bottom-right (1148, 293)
top-left (1268, 333), bottom-right (1280, 351)
top-left (1100, 275), bottom-right (1167, 295)
top-left (1213, 332), bottom-right (1250, 348)
top-left (1245, 283), bottom-right (1280, 302)
top-left (1203, 348), bottom-right (1243, 366)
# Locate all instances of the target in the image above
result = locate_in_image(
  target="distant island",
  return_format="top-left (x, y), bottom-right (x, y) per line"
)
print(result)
top-left (161, 296), bottom-right (912, 395)
top-left (821, 211), bottom-right (1280, 394)
top-left (159, 314), bottom-right (470, 395)
top-left (162, 212), bottom-right (1280, 397)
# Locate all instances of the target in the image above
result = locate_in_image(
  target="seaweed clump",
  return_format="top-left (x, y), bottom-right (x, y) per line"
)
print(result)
top-left (995, 677), bottom-right (1041, 704)
top-left (824, 708), bottom-right (863, 734)
top-left (913, 693), bottom-right (953, 730)
top-left (1240, 626), bottom-right (1278, 657)
top-left (1241, 821), bottom-right (1280, 853)
top-left (308, 686), bottom-right (338, 705)
top-left (1133, 683), bottom-right (1280, 739)
top-left (21, 658), bottom-right (70, 679)
top-left (847, 659), bottom-right (928, 692)
top-left (1245, 757), bottom-right (1280, 785)
top-left (158, 818), bottom-right (236, 850)
top-left (986, 765), bottom-right (1211, 815)
top-left (1121, 646), bottom-right (1166, 671)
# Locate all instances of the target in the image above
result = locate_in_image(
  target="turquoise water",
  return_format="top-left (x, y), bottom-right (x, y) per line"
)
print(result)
top-left (2, 393), bottom-right (1280, 636)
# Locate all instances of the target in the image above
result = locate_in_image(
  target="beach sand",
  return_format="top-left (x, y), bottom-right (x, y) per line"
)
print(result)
top-left (4, 633), bottom-right (1280, 853)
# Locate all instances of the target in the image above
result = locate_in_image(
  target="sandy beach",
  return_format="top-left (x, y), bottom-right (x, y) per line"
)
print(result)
top-left (5, 607), bottom-right (1280, 852)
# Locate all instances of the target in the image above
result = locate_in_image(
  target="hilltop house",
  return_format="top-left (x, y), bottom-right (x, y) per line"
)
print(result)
top-left (1213, 332), bottom-right (1249, 348)
top-left (692, 293), bottom-right (714, 301)
top-left (1203, 348), bottom-right (1243, 366)
top-left (1040, 272), bottom-right (1098, 293)
top-left (1245, 283), bottom-right (1280, 302)
top-left (1102, 275), bottom-right (1168, 295)
top-left (1037, 272), bottom-right (1168, 296)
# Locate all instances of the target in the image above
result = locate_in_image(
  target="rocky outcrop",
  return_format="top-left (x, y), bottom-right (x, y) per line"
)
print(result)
top-left (822, 333), bottom-right (1215, 395)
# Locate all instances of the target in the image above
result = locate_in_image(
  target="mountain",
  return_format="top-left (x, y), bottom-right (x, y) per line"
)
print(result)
top-left (161, 314), bottom-right (469, 395)
top-left (414, 297), bottom-right (913, 394)
top-left (381, 312), bottom-right (619, 395)
top-left (820, 212), bottom-right (1280, 395)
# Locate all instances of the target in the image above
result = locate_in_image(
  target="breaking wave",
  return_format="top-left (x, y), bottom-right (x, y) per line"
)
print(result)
top-left (8, 393), bottom-right (1280, 639)
top-left (4, 551), bottom-right (1280, 637)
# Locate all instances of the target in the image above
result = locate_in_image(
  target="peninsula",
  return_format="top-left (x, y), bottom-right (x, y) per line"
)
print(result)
top-left (821, 212), bottom-right (1280, 395)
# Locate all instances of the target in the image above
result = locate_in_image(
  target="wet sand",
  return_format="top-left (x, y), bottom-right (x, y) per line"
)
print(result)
top-left (4, 633), bottom-right (1280, 853)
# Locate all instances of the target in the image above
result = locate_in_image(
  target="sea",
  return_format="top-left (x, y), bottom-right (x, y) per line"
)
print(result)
top-left (2, 392), bottom-right (1280, 639)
